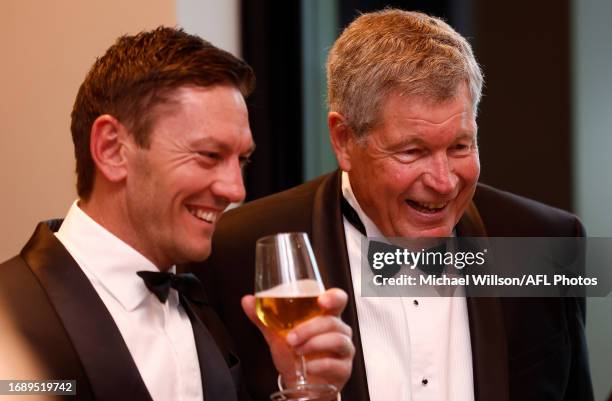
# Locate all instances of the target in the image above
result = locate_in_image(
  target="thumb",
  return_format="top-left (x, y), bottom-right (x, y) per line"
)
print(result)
top-left (317, 288), bottom-right (348, 317)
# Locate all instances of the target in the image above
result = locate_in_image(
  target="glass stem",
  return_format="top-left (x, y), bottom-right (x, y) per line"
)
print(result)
top-left (294, 351), bottom-right (308, 386)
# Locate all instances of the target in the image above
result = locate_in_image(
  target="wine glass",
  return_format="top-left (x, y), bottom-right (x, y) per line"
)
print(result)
top-left (255, 232), bottom-right (338, 401)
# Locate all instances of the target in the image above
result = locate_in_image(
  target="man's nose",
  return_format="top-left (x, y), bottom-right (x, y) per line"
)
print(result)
top-left (422, 153), bottom-right (458, 195)
top-left (211, 160), bottom-right (246, 204)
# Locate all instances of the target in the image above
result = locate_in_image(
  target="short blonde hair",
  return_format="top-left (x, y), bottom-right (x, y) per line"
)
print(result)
top-left (326, 9), bottom-right (483, 137)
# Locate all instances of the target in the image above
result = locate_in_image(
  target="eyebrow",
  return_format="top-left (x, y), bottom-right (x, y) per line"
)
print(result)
top-left (191, 137), bottom-right (256, 155)
top-left (455, 131), bottom-right (477, 141)
top-left (386, 130), bottom-right (476, 150)
top-left (385, 135), bottom-right (425, 150)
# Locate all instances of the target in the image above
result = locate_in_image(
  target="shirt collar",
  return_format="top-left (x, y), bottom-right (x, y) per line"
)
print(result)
top-left (341, 171), bottom-right (385, 238)
top-left (55, 200), bottom-right (175, 312)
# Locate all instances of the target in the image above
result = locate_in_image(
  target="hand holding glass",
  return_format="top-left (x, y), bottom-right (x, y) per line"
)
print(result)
top-left (255, 232), bottom-right (337, 401)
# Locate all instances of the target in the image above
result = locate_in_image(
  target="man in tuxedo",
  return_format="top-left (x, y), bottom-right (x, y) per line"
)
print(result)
top-left (0, 28), bottom-right (354, 401)
top-left (198, 9), bottom-right (594, 401)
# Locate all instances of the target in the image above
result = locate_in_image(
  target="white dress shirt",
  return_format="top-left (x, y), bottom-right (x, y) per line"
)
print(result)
top-left (55, 201), bottom-right (203, 401)
top-left (341, 172), bottom-right (475, 401)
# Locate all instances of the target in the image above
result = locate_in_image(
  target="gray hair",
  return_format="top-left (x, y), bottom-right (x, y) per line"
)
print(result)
top-left (326, 9), bottom-right (483, 138)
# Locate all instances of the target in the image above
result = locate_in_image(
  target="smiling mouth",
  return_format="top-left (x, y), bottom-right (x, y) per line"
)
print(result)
top-left (405, 200), bottom-right (449, 214)
top-left (186, 206), bottom-right (218, 224)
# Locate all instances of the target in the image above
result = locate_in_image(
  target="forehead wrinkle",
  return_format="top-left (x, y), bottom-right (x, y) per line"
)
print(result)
top-left (378, 120), bottom-right (476, 151)
top-left (190, 136), bottom-right (225, 149)
top-left (393, 109), bottom-right (472, 127)
top-left (395, 115), bottom-right (476, 143)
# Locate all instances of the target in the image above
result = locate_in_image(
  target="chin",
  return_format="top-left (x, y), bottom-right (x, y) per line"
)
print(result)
top-left (194, 249), bottom-right (212, 262)
top-left (180, 245), bottom-right (212, 263)
top-left (402, 226), bottom-right (454, 238)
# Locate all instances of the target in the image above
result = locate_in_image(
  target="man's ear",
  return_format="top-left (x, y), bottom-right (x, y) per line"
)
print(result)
top-left (328, 111), bottom-right (355, 172)
top-left (89, 115), bottom-right (130, 184)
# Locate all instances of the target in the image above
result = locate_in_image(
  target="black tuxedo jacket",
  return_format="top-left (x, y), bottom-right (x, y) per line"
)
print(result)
top-left (197, 171), bottom-right (593, 401)
top-left (0, 219), bottom-right (251, 401)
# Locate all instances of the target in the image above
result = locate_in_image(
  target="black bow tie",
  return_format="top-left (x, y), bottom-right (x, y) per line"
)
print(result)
top-left (341, 196), bottom-right (367, 236)
top-left (137, 271), bottom-right (207, 304)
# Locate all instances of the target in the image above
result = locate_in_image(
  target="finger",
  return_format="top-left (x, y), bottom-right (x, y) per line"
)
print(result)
top-left (317, 288), bottom-right (348, 316)
top-left (240, 295), bottom-right (258, 325)
top-left (242, 295), bottom-right (290, 349)
top-left (305, 357), bottom-right (353, 385)
top-left (286, 315), bottom-right (352, 347)
top-left (240, 295), bottom-right (270, 335)
top-left (294, 332), bottom-right (355, 359)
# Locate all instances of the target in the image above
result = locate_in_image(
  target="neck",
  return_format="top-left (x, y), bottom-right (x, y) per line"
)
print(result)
top-left (79, 188), bottom-right (172, 272)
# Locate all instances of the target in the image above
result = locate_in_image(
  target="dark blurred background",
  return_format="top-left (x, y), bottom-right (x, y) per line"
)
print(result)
top-left (240, 0), bottom-right (573, 212)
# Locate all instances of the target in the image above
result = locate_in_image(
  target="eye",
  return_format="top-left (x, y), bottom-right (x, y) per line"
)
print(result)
top-left (394, 148), bottom-right (423, 163)
top-left (450, 142), bottom-right (473, 156)
top-left (197, 151), bottom-right (220, 161)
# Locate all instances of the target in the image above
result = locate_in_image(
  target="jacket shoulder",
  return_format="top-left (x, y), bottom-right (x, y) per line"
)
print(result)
top-left (473, 183), bottom-right (583, 236)
top-left (0, 254), bottom-right (23, 272)
top-left (214, 173), bottom-right (331, 244)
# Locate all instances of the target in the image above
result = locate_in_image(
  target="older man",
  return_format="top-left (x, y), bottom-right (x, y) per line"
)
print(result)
top-left (198, 9), bottom-right (593, 401)
top-left (0, 27), bottom-right (353, 401)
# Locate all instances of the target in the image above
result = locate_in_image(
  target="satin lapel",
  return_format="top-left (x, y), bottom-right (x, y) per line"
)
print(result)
top-left (181, 297), bottom-right (238, 401)
top-left (311, 171), bottom-right (370, 401)
top-left (457, 204), bottom-right (510, 401)
top-left (21, 221), bottom-right (152, 401)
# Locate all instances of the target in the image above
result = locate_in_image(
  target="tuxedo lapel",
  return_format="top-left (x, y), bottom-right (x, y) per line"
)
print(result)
top-left (181, 297), bottom-right (239, 401)
top-left (311, 171), bottom-right (370, 401)
top-left (21, 221), bottom-right (152, 401)
top-left (457, 205), bottom-right (510, 401)
top-left (311, 178), bottom-right (510, 401)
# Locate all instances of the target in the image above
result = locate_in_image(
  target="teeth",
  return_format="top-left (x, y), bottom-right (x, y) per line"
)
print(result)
top-left (407, 200), bottom-right (448, 211)
top-left (187, 207), bottom-right (217, 223)
top-left (419, 202), bottom-right (447, 209)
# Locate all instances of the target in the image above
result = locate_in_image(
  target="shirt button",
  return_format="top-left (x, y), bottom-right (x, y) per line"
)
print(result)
top-left (413, 299), bottom-right (419, 306)
top-left (422, 378), bottom-right (428, 385)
